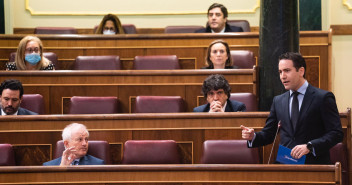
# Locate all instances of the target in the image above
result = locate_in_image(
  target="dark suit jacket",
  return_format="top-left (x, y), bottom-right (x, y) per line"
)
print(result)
top-left (251, 85), bottom-right (343, 164)
top-left (1, 107), bottom-right (38, 115)
top-left (193, 99), bottom-right (246, 112)
top-left (195, 23), bottom-right (243, 33)
top-left (43, 154), bottom-right (105, 166)
top-left (18, 107), bottom-right (38, 115)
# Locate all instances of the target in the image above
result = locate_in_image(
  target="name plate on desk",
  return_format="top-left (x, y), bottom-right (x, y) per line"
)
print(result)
top-left (276, 145), bottom-right (306, 164)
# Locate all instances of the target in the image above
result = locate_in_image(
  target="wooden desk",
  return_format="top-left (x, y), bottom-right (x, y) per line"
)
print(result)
top-left (0, 69), bottom-right (257, 113)
top-left (0, 31), bottom-right (331, 90)
top-left (1, 110), bottom-right (350, 167)
top-left (0, 164), bottom-right (342, 185)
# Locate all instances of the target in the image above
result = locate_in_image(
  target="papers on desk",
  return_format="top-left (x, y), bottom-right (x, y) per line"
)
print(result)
top-left (276, 145), bottom-right (306, 164)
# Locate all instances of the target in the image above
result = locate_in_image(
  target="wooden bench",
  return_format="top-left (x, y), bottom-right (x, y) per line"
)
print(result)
top-left (0, 69), bottom-right (257, 113)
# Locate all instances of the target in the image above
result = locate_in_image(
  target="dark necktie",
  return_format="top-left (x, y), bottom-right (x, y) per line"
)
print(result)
top-left (291, 91), bottom-right (300, 129)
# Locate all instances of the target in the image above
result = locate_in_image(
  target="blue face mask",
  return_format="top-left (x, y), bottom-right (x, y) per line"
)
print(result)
top-left (25, 53), bottom-right (41, 65)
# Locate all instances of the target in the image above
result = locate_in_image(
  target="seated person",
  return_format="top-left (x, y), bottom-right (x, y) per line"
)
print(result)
top-left (43, 123), bottom-right (105, 166)
top-left (95, 14), bottom-right (125, 34)
top-left (0, 79), bottom-right (37, 115)
top-left (6, 36), bottom-right (54, 70)
top-left (195, 3), bottom-right (243, 33)
top-left (194, 74), bottom-right (246, 112)
top-left (202, 40), bottom-right (237, 69)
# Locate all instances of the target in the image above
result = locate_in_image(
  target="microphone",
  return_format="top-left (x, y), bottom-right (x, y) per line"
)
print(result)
top-left (267, 120), bottom-right (281, 164)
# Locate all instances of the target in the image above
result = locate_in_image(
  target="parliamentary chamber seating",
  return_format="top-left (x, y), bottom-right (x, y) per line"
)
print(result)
top-left (201, 140), bottom-right (260, 164)
top-left (21, 94), bottom-right (46, 114)
top-left (133, 96), bottom-right (185, 113)
top-left (68, 96), bottom-right (119, 114)
top-left (229, 93), bottom-right (258, 111)
top-left (230, 50), bottom-right (256, 69)
top-left (0, 144), bottom-right (16, 166)
top-left (34, 27), bottom-right (78, 34)
top-left (164, 25), bottom-right (205, 33)
top-left (73, 56), bottom-right (121, 70)
top-left (121, 140), bottom-right (181, 164)
top-left (133, 55), bottom-right (180, 70)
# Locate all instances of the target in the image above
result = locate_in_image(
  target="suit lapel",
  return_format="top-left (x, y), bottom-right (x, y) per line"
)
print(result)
top-left (224, 100), bottom-right (233, 112)
top-left (281, 92), bottom-right (294, 133)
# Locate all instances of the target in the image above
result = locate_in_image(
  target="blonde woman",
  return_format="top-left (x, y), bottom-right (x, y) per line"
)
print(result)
top-left (6, 36), bottom-right (54, 70)
top-left (95, 14), bottom-right (125, 35)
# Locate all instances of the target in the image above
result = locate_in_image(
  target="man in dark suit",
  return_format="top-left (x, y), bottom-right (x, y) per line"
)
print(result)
top-left (195, 3), bottom-right (243, 33)
top-left (43, 123), bottom-right (104, 166)
top-left (241, 52), bottom-right (343, 164)
top-left (0, 79), bottom-right (37, 115)
top-left (194, 74), bottom-right (246, 112)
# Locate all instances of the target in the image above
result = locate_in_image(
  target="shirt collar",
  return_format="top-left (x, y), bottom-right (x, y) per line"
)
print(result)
top-left (211, 27), bottom-right (226, 33)
top-left (290, 80), bottom-right (308, 96)
top-left (222, 101), bottom-right (227, 112)
top-left (1, 109), bottom-right (18, 115)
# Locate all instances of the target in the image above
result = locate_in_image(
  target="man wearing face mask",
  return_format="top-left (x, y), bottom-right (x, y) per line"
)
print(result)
top-left (0, 79), bottom-right (38, 115)
top-left (6, 35), bottom-right (55, 70)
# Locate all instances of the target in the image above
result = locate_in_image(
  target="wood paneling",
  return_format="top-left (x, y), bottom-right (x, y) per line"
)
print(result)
top-left (0, 110), bottom-right (349, 168)
top-left (0, 69), bottom-right (257, 114)
top-left (0, 164), bottom-right (341, 185)
top-left (0, 31), bottom-right (331, 90)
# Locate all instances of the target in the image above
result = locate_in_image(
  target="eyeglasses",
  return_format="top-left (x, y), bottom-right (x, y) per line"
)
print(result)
top-left (25, 47), bottom-right (40, 53)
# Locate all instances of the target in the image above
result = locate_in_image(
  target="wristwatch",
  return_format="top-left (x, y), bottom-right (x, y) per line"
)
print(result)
top-left (306, 142), bottom-right (313, 153)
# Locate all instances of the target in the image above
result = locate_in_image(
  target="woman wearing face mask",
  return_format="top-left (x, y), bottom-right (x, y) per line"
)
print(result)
top-left (202, 40), bottom-right (238, 69)
top-left (6, 36), bottom-right (54, 70)
top-left (95, 14), bottom-right (125, 35)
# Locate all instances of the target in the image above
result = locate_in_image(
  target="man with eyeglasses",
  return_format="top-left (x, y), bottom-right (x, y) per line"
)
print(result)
top-left (193, 74), bottom-right (246, 112)
top-left (0, 79), bottom-right (37, 115)
top-left (43, 123), bottom-right (105, 166)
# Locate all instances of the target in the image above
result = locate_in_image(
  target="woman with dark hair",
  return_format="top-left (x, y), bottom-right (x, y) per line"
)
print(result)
top-left (95, 14), bottom-right (125, 34)
top-left (203, 40), bottom-right (237, 69)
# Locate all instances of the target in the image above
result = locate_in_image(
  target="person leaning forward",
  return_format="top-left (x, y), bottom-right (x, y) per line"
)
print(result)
top-left (194, 74), bottom-right (246, 112)
top-left (241, 52), bottom-right (343, 164)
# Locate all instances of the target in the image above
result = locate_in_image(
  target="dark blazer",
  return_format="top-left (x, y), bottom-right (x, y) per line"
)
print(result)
top-left (251, 84), bottom-right (343, 164)
top-left (43, 154), bottom-right (105, 166)
top-left (1, 107), bottom-right (38, 115)
top-left (18, 107), bottom-right (38, 115)
top-left (195, 23), bottom-right (243, 33)
top-left (201, 65), bottom-right (238, 69)
top-left (193, 99), bottom-right (246, 112)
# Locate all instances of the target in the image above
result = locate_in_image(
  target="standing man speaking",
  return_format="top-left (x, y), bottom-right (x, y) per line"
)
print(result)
top-left (241, 52), bottom-right (343, 164)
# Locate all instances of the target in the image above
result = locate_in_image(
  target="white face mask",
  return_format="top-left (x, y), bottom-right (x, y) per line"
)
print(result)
top-left (103, 30), bottom-right (116, 35)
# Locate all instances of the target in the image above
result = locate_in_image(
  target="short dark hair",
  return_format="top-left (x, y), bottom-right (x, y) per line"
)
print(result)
top-left (208, 3), bottom-right (228, 18)
top-left (202, 74), bottom-right (231, 99)
top-left (278, 52), bottom-right (306, 78)
top-left (0, 79), bottom-right (24, 98)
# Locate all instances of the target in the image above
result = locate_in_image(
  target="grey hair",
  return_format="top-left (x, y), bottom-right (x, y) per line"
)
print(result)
top-left (62, 123), bottom-right (89, 142)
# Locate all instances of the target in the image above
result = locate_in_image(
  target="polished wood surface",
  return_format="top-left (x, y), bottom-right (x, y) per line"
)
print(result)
top-left (0, 31), bottom-right (331, 89)
top-left (0, 69), bottom-right (257, 114)
top-left (0, 110), bottom-right (350, 168)
top-left (0, 164), bottom-right (341, 184)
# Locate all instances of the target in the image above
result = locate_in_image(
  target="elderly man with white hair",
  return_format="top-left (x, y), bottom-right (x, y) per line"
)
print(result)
top-left (43, 123), bottom-right (104, 166)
